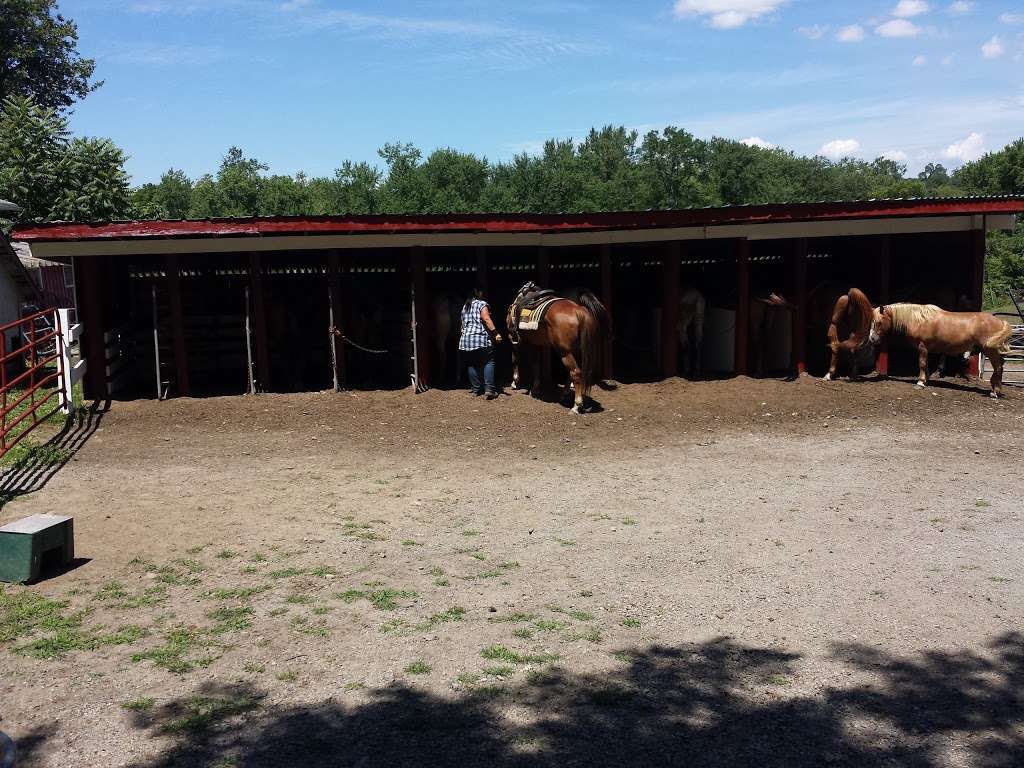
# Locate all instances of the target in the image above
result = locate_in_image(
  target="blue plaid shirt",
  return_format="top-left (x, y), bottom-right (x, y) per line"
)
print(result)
top-left (459, 298), bottom-right (493, 351)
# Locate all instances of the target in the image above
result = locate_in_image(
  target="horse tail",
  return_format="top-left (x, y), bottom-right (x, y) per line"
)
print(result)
top-left (843, 287), bottom-right (874, 350)
top-left (987, 320), bottom-right (1014, 355)
top-left (577, 307), bottom-right (599, 393)
top-left (576, 290), bottom-right (612, 340)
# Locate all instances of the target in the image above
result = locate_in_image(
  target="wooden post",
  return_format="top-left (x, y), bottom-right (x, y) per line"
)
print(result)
top-left (661, 241), bottom-right (681, 378)
top-left (248, 252), bottom-right (271, 392)
top-left (600, 243), bottom-right (614, 380)
top-left (792, 238), bottom-right (808, 376)
top-left (328, 250), bottom-right (345, 391)
top-left (475, 246), bottom-right (489, 296)
top-left (410, 246), bottom-right (431, 389)
top-left (876, 235), bottom-right (891, 376)
top-left (734, 239), bottom-right (750, 376)
top-left (537, 246), bottom-right (552, 387)
top-left (76, 256), bottom-right (108, 400)
top-left (969, 225), bottom-right (985, 376)
top-left (165, 255), bottom-right (189, 397)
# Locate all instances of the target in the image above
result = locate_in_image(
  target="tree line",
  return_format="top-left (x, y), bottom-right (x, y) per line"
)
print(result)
top-left (0, 0), bottom-right (1021, 306)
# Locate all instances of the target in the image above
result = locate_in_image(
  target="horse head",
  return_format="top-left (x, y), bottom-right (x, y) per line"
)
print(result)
top-left (869, 305), bottom-right (892, 344)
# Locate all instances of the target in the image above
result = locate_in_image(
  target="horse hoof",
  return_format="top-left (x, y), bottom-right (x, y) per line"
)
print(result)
top-left (916, 381), bottom-right (926, 388)
top-left (990, 391), bottom-right (1000, 399)
top-left (822, 373), bottom-right (832, 382)
top-left (570, 405), bottom-right (581, 415)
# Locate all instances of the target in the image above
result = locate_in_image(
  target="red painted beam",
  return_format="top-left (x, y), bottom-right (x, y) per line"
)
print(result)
top-left (792, 238), bottom-right (808, 376)
top-left (600, 244), bottom-right (613, 380)
top-left (876, 235), bottom-right (892, 377)
top-left (661, 242), bottom-right (681, 378)
top-left (734, 239), bottom-right (750, 376)
top-left (165, 255), bottom-right (190, 396)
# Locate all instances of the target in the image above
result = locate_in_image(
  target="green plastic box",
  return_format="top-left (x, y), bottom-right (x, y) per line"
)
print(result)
top-left (0, 514), bottom-right (74, 584)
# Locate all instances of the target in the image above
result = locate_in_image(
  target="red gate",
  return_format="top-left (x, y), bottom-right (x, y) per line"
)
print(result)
top-left (0, 308), bottom-right (66, 459)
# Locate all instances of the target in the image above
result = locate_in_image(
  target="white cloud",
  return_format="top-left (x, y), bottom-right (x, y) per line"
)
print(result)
top-left (943, 131), bottom-right (985, 162)
top-left (981, 36), bottom-right (1005, 58)
top-left (883, 149), bottom-right (908, 162)
top-left (672, 1), bottom-right (788, 29)
top-left (796, 24), bottom-right (828, 39)
top-left (948, 1), bottom-right (972, 15)
top-left (742, 136), bottom-right (774, 148)
top-left (912, 54), bottom-right (927, 65)
top-left (1000, 13), bottom-right (1024, 25)
top-left (836, 24), bottom-right (865, 42)
top-left (892, 1), bottom-right (929, 18)
top-left (876, 19), bottom-right (922, 37)
top-left (820, 138), bottom-right (861, 158)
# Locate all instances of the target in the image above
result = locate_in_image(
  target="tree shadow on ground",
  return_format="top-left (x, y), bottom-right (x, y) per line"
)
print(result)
top-left (121, 633), bottom-right (1024, 768)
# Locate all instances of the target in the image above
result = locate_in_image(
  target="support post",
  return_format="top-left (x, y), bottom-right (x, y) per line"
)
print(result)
top-left (734, 239), bottom-right (750, 376)
top-left (600, 244), bottom-right (613, 380)
top-left (661, 241), bottom-right (681, 378)
top-left (76, 256), bottom-right (108, 401)
top-left (876, 235), bottom-right (892, 376)
top-left (328, 250), bottom-right (345, 391)
top-left (537, 247), bottom-right (552, 386)
top-left (165, 255), bottom-right (189, 397)
top-left (475, 246), bottom-right (489, 296)
top-left (410, 246), bottom-right (431, 390)
top-left (248, 253), bottom-right (271, 392)
top-left (969, 225), bottom-right (985, 376)
top-left (792, 238), bottom-right (808, 376)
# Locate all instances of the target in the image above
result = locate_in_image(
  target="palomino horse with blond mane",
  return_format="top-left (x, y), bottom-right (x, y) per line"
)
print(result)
top-left (869, 303), bottom-right (1013, 397)
top-left (507, 282), bottom-right (611, 414)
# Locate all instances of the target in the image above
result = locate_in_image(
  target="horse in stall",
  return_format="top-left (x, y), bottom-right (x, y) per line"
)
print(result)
top-left (821, 287), bottom-right (875, 381)
top-left (808, 281), bottom-right (877, 378)
top-left (678, 285), bottom-right (706, 379)
top-left (869, 303), bottom-right (1013, 397)
top-left (507, 282), bottom-right (611, 414)
top-left (431, 293), bottom-right (462, 386)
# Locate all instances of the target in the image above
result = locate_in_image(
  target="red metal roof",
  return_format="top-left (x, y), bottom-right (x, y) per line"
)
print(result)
top-left (11, 197), bottom-right (1024, 242)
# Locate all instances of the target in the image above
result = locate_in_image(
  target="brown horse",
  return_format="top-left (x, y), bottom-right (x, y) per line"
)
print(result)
top-left (869, 303), bottom-right (1013, 397)
top-left (823, 287), bottom-right (875, 381)
top-left (507, 285), bottom-right (611, 414)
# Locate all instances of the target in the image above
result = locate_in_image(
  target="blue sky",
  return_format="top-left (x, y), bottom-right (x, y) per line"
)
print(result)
top-left (62, 0), bottom-right (1024, 184)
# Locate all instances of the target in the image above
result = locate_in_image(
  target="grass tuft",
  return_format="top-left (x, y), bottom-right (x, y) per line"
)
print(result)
top-left (404, 660), bottom-right (432, 675)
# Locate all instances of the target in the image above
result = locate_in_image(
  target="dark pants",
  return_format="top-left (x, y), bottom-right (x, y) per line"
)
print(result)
top-left (463, 347), bottom-right (495, 394)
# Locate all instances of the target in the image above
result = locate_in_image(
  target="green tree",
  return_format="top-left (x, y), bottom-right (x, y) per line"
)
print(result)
top-left (0, 0), bottom-right (100, 112)
top-left (0, 94), bottom-right (65, 221)
top-left (50, 136), bottom-right (130, 221)
top-left (418, 148), bottom-right (489, 213)
top-left (131, 168), bottom-right (193, 219)
top-left (377, 142), bottom-right (430, 213)
top-left (0, 94), bottom-right (129, 222)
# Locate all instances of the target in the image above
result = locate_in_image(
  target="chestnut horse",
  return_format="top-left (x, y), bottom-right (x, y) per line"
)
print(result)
top-left (869, 303), bottom-right (1013, 397)
top-left (507, 287), bottom-right (611, 414)
top-left (822, 287), bottom-right (875, 381)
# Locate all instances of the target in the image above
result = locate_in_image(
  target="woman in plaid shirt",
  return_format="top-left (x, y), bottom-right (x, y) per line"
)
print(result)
top-left (459, 287), bottom-right (502, 399)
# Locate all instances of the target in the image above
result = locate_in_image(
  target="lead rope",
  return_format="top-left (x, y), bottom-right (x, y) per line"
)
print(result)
top-left (328, 327), bottom-right (390, 355)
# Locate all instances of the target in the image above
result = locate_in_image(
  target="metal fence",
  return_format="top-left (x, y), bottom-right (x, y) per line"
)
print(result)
top-left (0, 309), bottom-right (86, 458)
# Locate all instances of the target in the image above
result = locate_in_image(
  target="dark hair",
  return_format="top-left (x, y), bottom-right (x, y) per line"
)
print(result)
top-left (464, 286), bottom-right (485, 312)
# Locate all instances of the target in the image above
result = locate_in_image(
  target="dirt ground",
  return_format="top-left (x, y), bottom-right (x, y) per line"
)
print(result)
top-left (1, 374), bottom-right (1023, 768)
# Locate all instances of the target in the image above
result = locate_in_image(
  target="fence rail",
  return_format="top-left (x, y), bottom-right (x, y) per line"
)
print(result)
top-left (0, 308), bottom-right (86, 459)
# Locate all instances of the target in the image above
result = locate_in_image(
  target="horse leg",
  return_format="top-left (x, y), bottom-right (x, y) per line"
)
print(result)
top-left (824, 342), bottom-right (839, 381)
top-left (692, 319), bottom-right (704, 379)
top-left (916, 342), bottom-right (929, 388)
top-left (937, 355), bottom-right (947, 379)
top-left (561, 351), bottom-right (584, 413)
top-left (987, 350), bottom-right (1004, 398)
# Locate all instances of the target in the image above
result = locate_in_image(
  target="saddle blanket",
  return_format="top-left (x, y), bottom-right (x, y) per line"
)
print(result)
top-left (518, 297), bottom-right (560, 330)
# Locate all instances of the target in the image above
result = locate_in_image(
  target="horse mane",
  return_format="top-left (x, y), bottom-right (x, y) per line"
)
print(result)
top-left (886, 303), bottom-right (942, 335)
